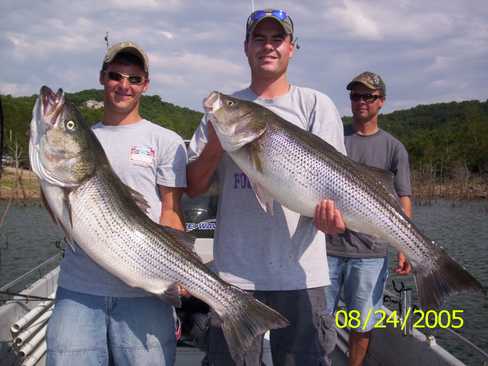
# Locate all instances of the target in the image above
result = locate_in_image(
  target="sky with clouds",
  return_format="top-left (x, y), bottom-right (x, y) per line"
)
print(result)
top-left (1, 0), bottom-right (487, 116)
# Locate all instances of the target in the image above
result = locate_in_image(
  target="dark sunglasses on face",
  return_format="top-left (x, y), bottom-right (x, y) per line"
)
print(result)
top-left (349, 93), bottom-right (383, 103)
top-left (105, 71), bottom-right (145, 85)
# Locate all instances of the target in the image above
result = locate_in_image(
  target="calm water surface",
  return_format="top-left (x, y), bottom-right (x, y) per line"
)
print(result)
top-left (0, 200), bottom-right (487, 364)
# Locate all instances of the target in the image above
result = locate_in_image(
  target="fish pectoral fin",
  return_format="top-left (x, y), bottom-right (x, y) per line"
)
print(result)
top-left (249, 180), bottom-right (274, 215)
top-left (124, 184), bottom-right (151, 214)
top-left (63, 188), bottom-right (73, 228)
top-left (41, 189), bottom-right (57, 224)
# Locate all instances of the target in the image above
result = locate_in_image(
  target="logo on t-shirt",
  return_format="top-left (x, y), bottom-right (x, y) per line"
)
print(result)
top-left (129, 146), bottom-right (156, 167)
top-left (234, 172), bottom-right (252, 189)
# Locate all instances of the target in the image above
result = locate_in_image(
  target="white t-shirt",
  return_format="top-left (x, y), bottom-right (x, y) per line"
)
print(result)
top-left (188, 86), bottom-right (346, 290)
top-left (58, 119), bottom-right (187, 297)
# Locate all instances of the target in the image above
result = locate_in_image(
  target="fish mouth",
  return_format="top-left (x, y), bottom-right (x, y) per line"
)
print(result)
top-left (203, 91), bottom-right (222, 113)
top-left (40, 86), bottom-right (65, 128)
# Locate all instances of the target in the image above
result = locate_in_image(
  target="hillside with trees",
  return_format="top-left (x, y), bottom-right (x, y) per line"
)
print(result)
top-left (1, 90), bottom-right (487, 199)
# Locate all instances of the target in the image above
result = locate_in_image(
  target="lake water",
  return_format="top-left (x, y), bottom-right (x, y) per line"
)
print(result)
top-left (0, 200), bottom-right (487, 364)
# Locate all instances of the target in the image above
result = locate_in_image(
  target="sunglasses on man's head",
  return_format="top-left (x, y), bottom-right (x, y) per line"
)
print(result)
top-left (349, 93), bottom-right (383, 103)
top-left (247, 9), bottom-right (293, 27)
top-left (105, 71), bottom-right (145, 85)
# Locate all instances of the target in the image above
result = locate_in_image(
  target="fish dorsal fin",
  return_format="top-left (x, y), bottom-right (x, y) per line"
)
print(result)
top-left (124, 184), bottom-right (150, 214)
top-left (360, 163), bottom-right (396, 195)
top-left (159, 225), bottom-right (197, 251)
top-left (354, 162), bottom-right (405, 212)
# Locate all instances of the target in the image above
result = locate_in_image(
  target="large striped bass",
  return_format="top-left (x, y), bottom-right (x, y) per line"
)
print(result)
top-left (28, 86), bottom-right (289, 362)
top-left (205, 91), bottom-right (485, 310)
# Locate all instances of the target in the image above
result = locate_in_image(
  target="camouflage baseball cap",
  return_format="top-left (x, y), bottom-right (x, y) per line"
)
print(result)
top-left (346, 71), bottom-right (386, 96)
top-left (102, 41), bottom-right (149, 74)
top-left (246, 9), bottom-right (294, 39)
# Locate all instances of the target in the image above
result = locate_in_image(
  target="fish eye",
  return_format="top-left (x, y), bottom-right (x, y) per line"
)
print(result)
top-left (226, 100), bottom-right (234, 107)
top-left (66, 120), bottom-right (76, 130)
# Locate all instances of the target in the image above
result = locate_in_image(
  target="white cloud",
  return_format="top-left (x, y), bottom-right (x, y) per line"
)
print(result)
top-left (151, 52), bottom-right (244, 75)
top-left (328, 1), bottom-right (382, 40)
top-left (0, 0), bottom-right (486, 114)
top-left (159, 31), bottom-right (174, 40)
top-left (105, 0), bottom-right (182, 10)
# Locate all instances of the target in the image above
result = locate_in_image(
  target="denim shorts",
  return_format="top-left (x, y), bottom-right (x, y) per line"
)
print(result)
top-left (46, 287), bottom-right (177, 366)
top-left (324, 256), bottom-right (388, 333)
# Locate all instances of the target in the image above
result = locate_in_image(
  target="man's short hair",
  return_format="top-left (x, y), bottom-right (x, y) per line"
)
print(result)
top-left (101, 41), bottom-right (149, 75)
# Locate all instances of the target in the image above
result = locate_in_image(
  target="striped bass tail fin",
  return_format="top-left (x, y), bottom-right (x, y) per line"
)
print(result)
top-left (219, 288), bottom-right (289, 363)
top-left (415, 252), bottom-right (485, 310)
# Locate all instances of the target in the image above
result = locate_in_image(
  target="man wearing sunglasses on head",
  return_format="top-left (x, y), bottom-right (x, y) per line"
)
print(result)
top-left (324, 72), bottom-right (412, 366)
top-left (46, 41), bottom-right (187, 366)
top-left (187, 9), bottom-right (346, 366)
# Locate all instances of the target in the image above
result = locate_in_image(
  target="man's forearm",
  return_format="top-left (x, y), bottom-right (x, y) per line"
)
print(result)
top-left (160, 209), bottom-right (185, 231)
top-left (186, 143), bottom-right (223, 197)
top-left (399, 196), bottom-right (412, 218)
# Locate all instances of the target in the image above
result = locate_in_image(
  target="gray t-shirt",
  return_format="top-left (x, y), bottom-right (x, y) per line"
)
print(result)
top-left (58, 119), bottom-right (187, 297)
top-left (326, 125), bottom-right (412, 258)
top-left (188, 86), bottom-right (346, 290)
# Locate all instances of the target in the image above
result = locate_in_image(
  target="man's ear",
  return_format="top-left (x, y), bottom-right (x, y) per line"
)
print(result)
top-left (142, 79), bottom-right (150, 93)
top-left (288, 36), bottom-right (295, 58)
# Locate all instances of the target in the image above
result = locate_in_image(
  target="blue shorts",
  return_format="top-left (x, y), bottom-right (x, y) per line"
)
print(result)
top-left (46, 287), bottom-right (177, 366)
top-left (324, 256), bottom-right (388, 332)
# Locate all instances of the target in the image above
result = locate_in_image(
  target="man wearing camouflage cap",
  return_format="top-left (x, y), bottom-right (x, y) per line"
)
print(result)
top-left (325, 71), bottom-right (412, 366)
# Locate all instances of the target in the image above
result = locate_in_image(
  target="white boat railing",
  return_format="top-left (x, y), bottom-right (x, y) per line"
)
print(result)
top-left (0, 253), bottom-right (61, 304)
top-left (1, 253), bottom-right (488, 366)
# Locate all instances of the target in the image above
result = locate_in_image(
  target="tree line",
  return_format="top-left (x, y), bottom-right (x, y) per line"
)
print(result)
top-left (1, 90), bottom-right (487, 185)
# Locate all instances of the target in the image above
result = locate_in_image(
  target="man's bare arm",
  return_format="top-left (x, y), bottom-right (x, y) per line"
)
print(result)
top-left (186, 123), bottom-right (223, 197)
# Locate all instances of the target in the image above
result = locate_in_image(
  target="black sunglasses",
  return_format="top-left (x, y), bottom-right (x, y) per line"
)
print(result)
top-left (350, 93), bottom-right (383, 103)
top-left (105, 71), bottom-right (145, 85)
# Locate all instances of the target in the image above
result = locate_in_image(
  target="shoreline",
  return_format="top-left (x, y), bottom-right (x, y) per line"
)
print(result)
top-left (1, 167), bottom-right (487, 202)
